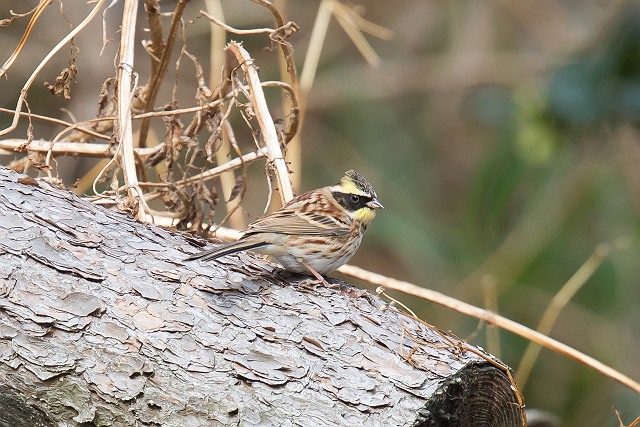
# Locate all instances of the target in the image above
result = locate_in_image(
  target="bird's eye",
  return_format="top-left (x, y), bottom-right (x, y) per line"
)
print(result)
top-left (350, 194), bottom-right (360, 203)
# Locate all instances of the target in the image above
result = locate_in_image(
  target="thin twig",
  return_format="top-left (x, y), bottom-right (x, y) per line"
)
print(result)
top-left (251, 0), bottom-right (300, 144)
top-left (482, 275), bottom-right (501, 358)
top-left (200, 10), bottom-right (277, 35)
top-left (137, 147), bottom-right (268, 188)
top-left (224, 41), bottom-right (294, 204)
top-left (202, 5), bottom-right (300, 145)
top-left (516, 243), bottom-right (613, 389)
top-left (285, 0), bottom-right (334, 189)
top-left (143, 0), bottom-right (165, 76)
top-left (0, 108), bottom-right (110, 141)
top-left (382, 304), bottom-right (526, 426)
top-left (613, 408), bottom-right (640, 427)
top-left (332, 2), bottom-right (386, 66)
top-left (138, 0), bottom-right (190, 149)
top-left (337, 264), bottom-right (640, 395)
top-left (205, 0), bottom-right (246, 230)
top-left (0, 0), bottom-right (53, 78)
top-left (300, 0), bottom-right (334, 99)
top-left (211, 116), bottom-right (248, 231)
top-left (0, 0), bottom-right (107, 137)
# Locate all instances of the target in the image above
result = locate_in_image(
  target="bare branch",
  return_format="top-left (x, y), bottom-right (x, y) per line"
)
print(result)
top-left (0, 138), bottom-right (163, 158)
top-left (224, 41), bottom-right (294, 203)
top-left (116, 0), bottom-right (146, 219)
top-left (337, 264), bottom-right (640, 395)
top-left (138, 0), bottom-right (190, 149)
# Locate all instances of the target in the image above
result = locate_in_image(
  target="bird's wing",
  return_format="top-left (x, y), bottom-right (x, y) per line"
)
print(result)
top-left (245, 205), bottom-right (350, 237)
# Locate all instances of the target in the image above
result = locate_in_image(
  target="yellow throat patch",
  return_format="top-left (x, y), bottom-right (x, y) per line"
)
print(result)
top-left (354, 206), bottom-right (376, 224)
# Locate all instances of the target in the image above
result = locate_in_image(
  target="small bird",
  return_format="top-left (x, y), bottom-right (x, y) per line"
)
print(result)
top-left (185, 170), bottom-right (383, 281)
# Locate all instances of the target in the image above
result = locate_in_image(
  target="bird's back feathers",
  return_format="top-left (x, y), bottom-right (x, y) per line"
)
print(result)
top-left (245, 191), bottom-right (350, 237)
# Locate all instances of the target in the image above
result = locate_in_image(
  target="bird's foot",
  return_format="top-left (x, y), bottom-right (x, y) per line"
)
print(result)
top-left (301, 271), bottom-right (333, 290)
top-left (304, 273), bottom-right (368, 299)
top-left (273, 269), bottom-right (327, 291)
top-left (281, 261), bottom-right (370, 299)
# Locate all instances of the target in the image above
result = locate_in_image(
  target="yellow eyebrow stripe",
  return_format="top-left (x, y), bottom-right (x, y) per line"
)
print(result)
top-left (339, 178), bottom-right (360, 194)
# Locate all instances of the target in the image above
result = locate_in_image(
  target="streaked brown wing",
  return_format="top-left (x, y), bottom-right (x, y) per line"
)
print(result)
top-left (245, 206), bottom-right (350, 236)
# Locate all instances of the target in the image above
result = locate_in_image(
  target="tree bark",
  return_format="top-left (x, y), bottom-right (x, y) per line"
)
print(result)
top-left (0, 166), bottom-right (524, 427)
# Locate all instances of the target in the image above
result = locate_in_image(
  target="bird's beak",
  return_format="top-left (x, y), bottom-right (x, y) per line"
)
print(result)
top-left (367, 197), bottom-right (384, 209)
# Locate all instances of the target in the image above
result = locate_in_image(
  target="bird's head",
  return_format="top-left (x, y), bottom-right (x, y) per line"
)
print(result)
top-left (330, 170), bottom-right (383, 224)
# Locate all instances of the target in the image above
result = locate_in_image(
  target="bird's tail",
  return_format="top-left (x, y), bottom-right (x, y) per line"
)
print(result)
top-left (184, 240), bottom-right (268, 262)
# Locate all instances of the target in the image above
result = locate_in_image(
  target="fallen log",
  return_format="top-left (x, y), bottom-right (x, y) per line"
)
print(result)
top-left (0, 166), bottom-right (524, 426)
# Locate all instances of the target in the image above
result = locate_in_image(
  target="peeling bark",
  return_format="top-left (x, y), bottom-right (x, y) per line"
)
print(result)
top-left (0, 167), bottom-right (524, 427)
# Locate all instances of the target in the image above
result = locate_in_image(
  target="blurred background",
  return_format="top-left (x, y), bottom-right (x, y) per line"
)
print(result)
top-left (1, 1), bottom-right (639, 425)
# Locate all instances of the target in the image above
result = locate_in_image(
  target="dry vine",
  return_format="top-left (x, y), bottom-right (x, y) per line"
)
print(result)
top-left (0, 0), bottom-right (299, 235)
